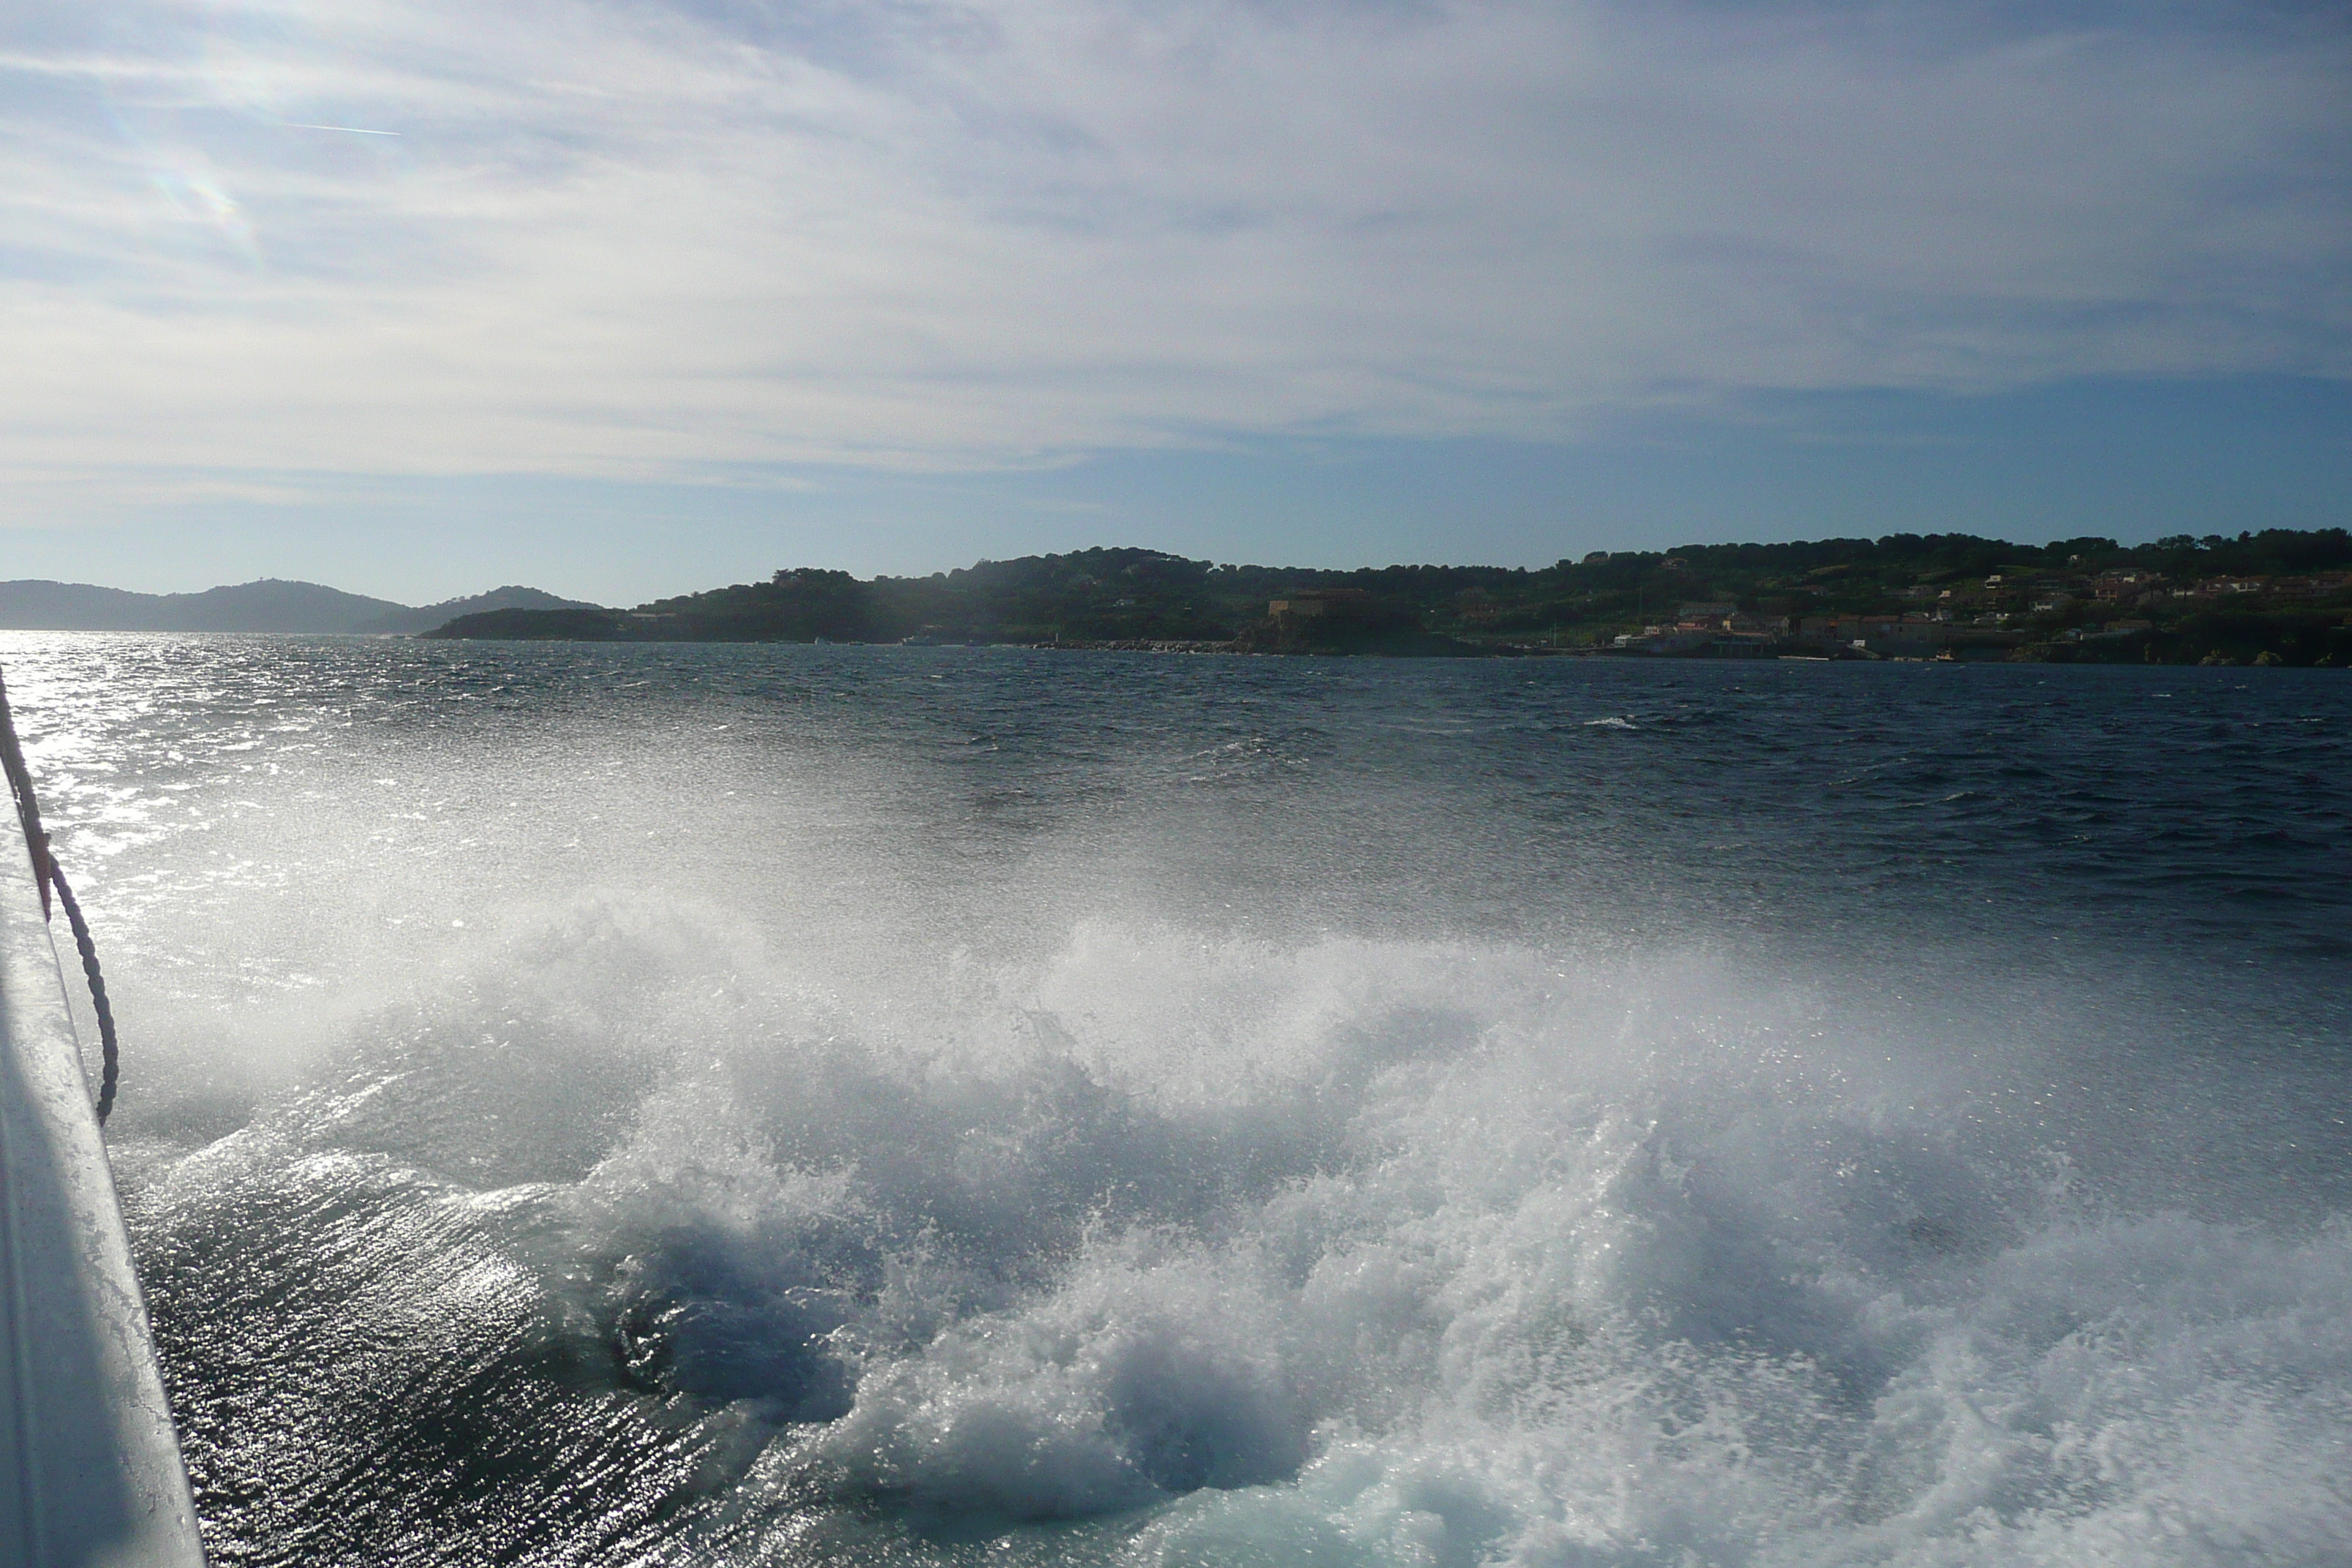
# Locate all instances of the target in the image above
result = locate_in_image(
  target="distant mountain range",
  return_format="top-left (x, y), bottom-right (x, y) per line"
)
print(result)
top-left (0, 579), bottom-right (600, 635)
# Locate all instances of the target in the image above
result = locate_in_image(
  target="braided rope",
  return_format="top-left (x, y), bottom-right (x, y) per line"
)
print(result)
top-left (0, 659), bottom-right (121, 1126)
top-left (45, 860), bottom-right (119, 1123)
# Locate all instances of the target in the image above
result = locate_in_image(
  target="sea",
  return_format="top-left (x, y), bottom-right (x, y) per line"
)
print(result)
top-left (2, 633), bottom-right (2347, 1567)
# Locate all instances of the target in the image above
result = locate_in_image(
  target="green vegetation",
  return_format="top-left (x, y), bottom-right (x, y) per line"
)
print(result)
top-left (421, 530), bottom-right (2352, 665)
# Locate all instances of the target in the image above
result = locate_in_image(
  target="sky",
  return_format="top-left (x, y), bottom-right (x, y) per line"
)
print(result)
top-left (3, 0), bottom-right (2348, 606)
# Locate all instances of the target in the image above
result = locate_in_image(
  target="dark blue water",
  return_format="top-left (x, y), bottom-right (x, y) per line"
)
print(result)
top-left (4, 636), bottom-right (2347, 1565)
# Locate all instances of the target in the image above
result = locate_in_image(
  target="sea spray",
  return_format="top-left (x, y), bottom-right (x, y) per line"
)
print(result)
top-left (116, 903), bottom-right (2352, 1564)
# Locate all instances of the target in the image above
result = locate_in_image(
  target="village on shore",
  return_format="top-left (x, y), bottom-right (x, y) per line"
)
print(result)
top-left (1582, 562), bottom-right (2348, 664)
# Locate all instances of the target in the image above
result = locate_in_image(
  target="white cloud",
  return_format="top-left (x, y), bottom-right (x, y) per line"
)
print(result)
top-left (1, 0), bottom-right (2345, 509)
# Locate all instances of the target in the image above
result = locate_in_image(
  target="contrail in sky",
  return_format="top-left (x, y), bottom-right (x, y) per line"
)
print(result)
top-left (284, 123), bottom-right (401, 135)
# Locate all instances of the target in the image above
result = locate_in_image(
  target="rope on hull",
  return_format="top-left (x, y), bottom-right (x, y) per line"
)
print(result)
top-left (0, 660), bottom-right (121, 1126)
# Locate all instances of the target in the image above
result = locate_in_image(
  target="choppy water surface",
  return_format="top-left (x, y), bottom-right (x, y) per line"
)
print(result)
top-left (4, 633), bottom-right (2348, 1567)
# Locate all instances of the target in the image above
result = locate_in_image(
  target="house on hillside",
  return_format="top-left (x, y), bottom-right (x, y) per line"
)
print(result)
top-left (2092, 570), bottom-right (2163, 601)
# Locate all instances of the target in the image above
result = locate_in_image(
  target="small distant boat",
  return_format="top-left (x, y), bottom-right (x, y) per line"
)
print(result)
top-left (1, 672), bottom-right (206, 1565)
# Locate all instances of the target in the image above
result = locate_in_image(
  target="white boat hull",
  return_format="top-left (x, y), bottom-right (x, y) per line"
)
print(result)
top-left (0, 836), bottom-right (205, 1566)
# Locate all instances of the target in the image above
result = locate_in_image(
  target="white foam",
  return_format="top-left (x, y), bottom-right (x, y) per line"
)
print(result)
top-left (112, 894), bottom-right (2352, 1563)
top-left (440, 914), bottom-right (2345, 1565)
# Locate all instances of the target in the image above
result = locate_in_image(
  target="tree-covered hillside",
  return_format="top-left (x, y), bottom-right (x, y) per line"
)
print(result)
top-left (422, 531), bottom-right (2352, 664)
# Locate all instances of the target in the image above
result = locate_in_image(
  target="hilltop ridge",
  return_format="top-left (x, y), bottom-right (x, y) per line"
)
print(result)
top-left (0, 579), bottom-right (598, 635)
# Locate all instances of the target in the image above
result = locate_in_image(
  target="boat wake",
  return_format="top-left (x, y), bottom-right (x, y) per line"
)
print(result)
top-left (119, 898), bottom-right (2352, 1566)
